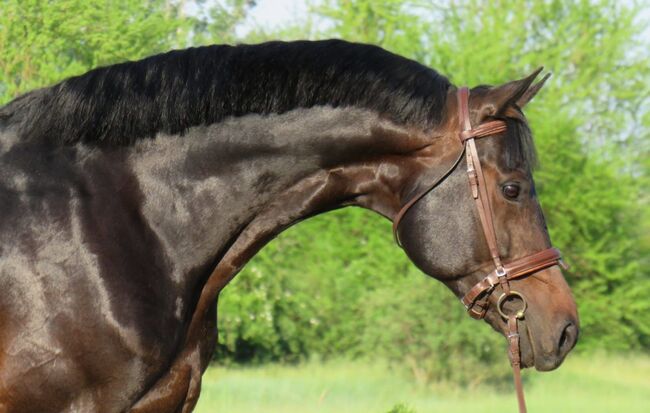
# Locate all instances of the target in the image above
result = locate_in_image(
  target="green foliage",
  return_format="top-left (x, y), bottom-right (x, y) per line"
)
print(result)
top-left (0, 0), bottom-right (254, 104)
top-left (186, 0), bottom-right (256, 45)
top-left (386, 404), bottom-right (416, 413)
top-left (217, 208), bottom-right (512, 385)
top-left (0, 0), bottom-right (179, 102)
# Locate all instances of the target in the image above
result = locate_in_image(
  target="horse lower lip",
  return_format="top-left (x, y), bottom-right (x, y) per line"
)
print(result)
top-left (521, 345), bottom-right (536, 369)
top-left (532, 345), bottom-right (566, 371)
top-left (534, 354), bottom-right (563, 371)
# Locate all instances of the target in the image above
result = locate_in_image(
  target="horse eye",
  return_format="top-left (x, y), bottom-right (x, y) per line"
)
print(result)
top-left (502, 183), bottom-right (521, 199)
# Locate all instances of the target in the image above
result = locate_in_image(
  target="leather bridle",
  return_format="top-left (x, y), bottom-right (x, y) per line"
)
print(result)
top-left (392, 87), bottom-right (566, 413)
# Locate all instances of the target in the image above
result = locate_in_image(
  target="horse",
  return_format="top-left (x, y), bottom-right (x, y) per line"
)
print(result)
top-left (0, 39), bottom-right (578, 412)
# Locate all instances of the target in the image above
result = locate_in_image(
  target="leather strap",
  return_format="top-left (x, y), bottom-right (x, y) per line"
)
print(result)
top-left (466, 137), bottom-right (502, 267)
top-left (458, 87), bottom-right (507, 272)
top-left (508, 316), bottom-right (527, 413)
top-left (461, 247), bottom-right (563, 313)
top-left (460, 121), bottom-right (507, 141)
top-left (392, 148), bottom-right (466, 246)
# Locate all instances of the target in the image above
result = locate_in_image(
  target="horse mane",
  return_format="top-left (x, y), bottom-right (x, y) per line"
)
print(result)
top-left (0, 39), bottom-right (452, 146)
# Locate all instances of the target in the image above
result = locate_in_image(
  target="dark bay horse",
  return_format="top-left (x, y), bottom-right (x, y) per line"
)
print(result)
top-left (0, 40), bottom-right (578, 412)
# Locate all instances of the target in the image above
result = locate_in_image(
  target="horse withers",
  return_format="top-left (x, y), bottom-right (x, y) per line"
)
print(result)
top-left (0, 40), bottom-right (578, 412)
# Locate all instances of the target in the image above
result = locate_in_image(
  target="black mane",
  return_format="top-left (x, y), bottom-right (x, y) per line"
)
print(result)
top-left (0, 40), bottom-right (451, 146)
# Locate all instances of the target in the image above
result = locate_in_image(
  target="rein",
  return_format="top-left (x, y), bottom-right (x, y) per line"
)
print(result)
top-left (392, 87), bottom-right (566, 413)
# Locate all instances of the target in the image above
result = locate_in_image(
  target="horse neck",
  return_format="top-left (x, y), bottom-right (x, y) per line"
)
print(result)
top-left (125, 106), bottom-right (452, 285)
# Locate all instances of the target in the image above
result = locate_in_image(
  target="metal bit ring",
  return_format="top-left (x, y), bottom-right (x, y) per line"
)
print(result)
top-left (497, 290), bottom-right (527, 320)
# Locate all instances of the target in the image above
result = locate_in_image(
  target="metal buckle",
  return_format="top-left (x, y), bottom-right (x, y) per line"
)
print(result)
top-left (559, 259), bottom-right (569, 270)
top-left (465, 300), bottom-right (488, 319)
top-left (495, 266), bottom-right (508, 287)
top-left (497, 290), bottom-right (527, 320)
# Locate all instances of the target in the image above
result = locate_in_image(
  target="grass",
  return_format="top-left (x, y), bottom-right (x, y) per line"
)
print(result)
top-left (194, 353), bottom-right (650, 413)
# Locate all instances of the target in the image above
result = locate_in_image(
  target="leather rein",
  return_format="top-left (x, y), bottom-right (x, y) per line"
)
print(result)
top-left (392, 87), bottom-right (566, 413)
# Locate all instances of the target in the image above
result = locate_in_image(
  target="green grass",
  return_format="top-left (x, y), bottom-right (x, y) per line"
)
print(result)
top-left (195, 354), bottom-right (650, 413)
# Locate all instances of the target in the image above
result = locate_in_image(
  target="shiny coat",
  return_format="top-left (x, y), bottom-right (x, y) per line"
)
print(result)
top-left (0, 40), bottom-right (577, 412)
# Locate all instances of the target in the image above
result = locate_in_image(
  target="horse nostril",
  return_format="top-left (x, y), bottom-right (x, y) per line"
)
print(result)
top-left (558, 322), bottom-right (578, 356)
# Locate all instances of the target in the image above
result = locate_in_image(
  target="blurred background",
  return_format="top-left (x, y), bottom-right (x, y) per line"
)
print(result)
top-left (1, 1), bottom-right (648, 412)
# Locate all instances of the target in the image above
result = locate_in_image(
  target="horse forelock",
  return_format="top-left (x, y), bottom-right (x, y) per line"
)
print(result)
top-left (1, 40), bottom-right (451, 147)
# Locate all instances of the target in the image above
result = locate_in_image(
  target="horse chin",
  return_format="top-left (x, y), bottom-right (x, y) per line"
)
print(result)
top-left (519, 320), bottom-right (567, 372)
top-left (533, 349), bottom-right (569, 372)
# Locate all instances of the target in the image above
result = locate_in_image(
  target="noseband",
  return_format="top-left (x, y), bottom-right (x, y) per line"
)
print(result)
top-left (392, 87), bottom-right (566, 413)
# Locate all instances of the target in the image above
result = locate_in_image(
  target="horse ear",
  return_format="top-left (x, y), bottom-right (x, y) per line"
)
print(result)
top-left (516, 72), bottom-right (551, 108)
top-left (476, 67), bottom-right (545, 117)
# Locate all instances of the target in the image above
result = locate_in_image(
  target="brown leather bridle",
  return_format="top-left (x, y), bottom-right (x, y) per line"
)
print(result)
top-left (392, 87), bottom-right (567, 413)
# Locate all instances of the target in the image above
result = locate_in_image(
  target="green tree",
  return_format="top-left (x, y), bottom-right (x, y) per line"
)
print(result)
top-left (0, 0), bottom-right (254, 103)
top-left (187, 0), bottom-right (256, 45)
top-left (0, 0), bottom-right (176, 102)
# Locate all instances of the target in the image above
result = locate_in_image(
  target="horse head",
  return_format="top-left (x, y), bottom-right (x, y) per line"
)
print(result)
top-left (395, 70), bottom-right (579, 371)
